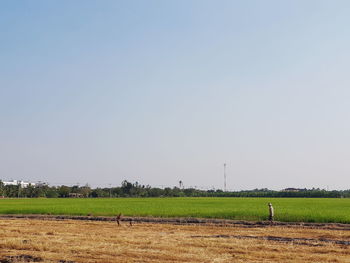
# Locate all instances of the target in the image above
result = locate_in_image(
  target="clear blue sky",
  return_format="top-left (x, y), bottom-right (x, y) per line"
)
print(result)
top-left (1, 0), bottom-right (350, 190)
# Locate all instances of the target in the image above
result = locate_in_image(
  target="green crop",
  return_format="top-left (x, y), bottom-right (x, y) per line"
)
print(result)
top-left (1, 197), bottom-right (350, 223)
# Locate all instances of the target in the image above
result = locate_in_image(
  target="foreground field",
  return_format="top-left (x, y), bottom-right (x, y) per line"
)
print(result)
top-left (0, 218), bottom-right (350, 263)
top-left (1, 198), bottom-right (350, 223)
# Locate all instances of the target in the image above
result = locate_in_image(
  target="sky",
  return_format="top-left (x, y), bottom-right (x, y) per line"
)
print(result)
top-left (1, 0), bottom-right (350, 190)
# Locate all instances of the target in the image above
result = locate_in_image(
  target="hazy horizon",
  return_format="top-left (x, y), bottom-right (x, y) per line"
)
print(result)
top-left (1, 1), bottom-right (350, 190)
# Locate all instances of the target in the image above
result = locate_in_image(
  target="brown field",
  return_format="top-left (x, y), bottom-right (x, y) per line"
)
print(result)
top-left (0, 218), bottom-right (350, 263)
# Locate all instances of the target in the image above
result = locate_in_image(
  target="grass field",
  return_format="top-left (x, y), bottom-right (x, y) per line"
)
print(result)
top-left (1, 197), bottom-right (350, 223)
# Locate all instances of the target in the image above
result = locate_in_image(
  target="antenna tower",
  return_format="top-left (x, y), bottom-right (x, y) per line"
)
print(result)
top-left (224, 163), bottom-right (227, 192)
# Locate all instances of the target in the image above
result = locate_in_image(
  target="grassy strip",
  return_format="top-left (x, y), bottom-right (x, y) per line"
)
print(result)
top-left (0, 197), bottom-right (350, 223)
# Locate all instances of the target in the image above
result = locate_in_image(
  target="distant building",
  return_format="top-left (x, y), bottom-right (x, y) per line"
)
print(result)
top-left (282, 188), bottom-right (305, 192)
top-left (2, 180), bottom-right (35, 188)
top-left (35, 181), bottom-right (48, 187)
top-left (68, 193), bottom-right (83, 198)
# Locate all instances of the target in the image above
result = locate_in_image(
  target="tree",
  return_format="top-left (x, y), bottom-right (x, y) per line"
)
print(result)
top-left (58, 186), bottom-right (71, 198)
top-left (121, 180), bottom-right (133, 196)
top-left (0, 181), bottom-right (4, 196)
top-left (79, 184), bottom-right (92, 198)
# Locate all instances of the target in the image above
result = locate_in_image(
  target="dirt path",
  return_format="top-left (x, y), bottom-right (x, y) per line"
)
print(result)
top-left (0, 217), bottom-right (350, 263)
top-left (1, 214), bottom-right (350, 231)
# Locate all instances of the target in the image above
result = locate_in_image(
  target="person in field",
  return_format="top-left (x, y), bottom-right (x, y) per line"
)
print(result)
top-left (268, 203), bottom-right (274, 222)
top-left (116, 213), bottom-right (122, 226)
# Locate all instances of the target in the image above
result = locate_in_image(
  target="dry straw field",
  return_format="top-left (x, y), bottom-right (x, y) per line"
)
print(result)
top-left (1, 218), bottom-right (350, 263)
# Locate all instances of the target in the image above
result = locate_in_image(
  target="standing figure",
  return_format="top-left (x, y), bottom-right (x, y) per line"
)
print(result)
top-left (116, 213), bottom-right (122, 226)
top-left (268, 203), bottom-right (274, 222)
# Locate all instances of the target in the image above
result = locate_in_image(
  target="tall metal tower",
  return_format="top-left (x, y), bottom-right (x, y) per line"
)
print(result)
top-left (224, 163), bottom-right (227, 192)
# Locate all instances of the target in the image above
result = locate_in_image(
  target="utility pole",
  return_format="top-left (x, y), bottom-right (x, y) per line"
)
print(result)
top-left (17, 182), bottom-right (21, 198)
top-left (224, 163), bottom-right (227, 192)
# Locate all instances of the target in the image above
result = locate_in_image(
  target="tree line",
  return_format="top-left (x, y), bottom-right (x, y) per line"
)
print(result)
top-left (0, 180), bottom-right (349, 198)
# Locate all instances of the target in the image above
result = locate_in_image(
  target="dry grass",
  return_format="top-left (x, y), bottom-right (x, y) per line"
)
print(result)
top-left (0, 219), bottom-right (350, 263)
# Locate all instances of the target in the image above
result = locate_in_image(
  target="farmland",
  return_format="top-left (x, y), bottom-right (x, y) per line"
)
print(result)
top-left (1, 197), bottom-right (350, 223)
top-left (1, 218), bottom-right (350, 263)
top-left (1, 198), bottom-right (350, 262)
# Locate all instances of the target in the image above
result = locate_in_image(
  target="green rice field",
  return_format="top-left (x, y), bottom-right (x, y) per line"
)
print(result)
top-left (1, 197), bottom-right (350, 223)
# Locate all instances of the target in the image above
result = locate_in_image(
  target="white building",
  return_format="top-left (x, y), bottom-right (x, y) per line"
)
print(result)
top-left (2, 180), bottom-right (35, 188)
